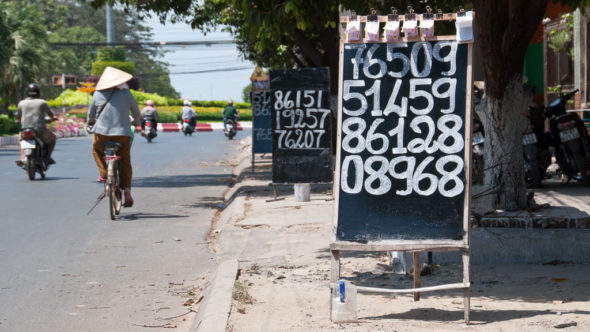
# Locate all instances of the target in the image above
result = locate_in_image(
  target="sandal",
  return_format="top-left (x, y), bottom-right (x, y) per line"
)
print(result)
top-left (97, 175), bottom-right (107, 183)
top-left (123, 191), bottom-right (134, 208)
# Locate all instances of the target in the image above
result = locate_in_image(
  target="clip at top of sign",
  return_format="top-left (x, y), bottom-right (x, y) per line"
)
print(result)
top-left (366, 12), bottom-right (380, 42)
top-left (384, 16), bottom-right (401, 42)
top-left (346, 14), bottom-right (361, 41)
top-left (455, 10), bottom-right (474, 42)
top-left (421, 15), bottom-right (435, 37)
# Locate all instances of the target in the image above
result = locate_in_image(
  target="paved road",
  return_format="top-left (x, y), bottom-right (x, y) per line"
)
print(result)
top-left (0, 130), bottom-right (250, 331)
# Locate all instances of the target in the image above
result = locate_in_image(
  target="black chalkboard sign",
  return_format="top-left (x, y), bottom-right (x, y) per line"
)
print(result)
top-left (336, 41), bottom-right (470, 242)
top-left (251, 91), bottom-right (273, 153)
top-left (270, 68), bottom-right (333, 184)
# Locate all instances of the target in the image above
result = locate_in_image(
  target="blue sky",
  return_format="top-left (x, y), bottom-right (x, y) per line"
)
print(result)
top-left (146, 16), bottom-right (256, 102)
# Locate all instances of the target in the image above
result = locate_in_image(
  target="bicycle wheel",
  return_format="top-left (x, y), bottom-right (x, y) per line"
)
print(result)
top-left (108, 160), bottom-right (116, 220)
top-left (114, 161), bottom-right (122, 214)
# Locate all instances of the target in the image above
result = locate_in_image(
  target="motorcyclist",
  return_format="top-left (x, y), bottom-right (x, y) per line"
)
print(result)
top-left (87, 66), bottom-right (141, 207)
top-left (180, 100), bottom-right (197, 127)
top-left (15, 83), bottom-right (57, 166)
top-left (222, 100), bottom-right (239, 127)
top-left (141, 100), bottom-right (159, 133)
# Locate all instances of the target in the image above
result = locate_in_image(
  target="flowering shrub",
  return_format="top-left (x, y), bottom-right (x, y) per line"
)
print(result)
top-left (47, 114), bottom-right (87, 138)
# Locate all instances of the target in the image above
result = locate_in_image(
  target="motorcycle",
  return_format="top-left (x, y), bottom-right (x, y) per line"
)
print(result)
top-left (19, 128), bottom-right (50, 180)
top-left (545, 89), bottom-right (590, 185)
top-left (472, 116), bottom-right (485, 185)
top-left (224, 118), bottom-right (237, 140)
top-left (181, 117), bottom-right (195, 136)
top-left (471, 82), bottom-right (485, 185)
top-left (143, 117), bottom-right (157, 143)
top-left (523, 105), bottom-right (552, 188)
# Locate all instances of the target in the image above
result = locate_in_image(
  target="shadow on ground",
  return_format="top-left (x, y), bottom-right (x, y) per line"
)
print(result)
top-left (362, 308), bottom-right (590, 324)
top-left (133, 173), bottom-right (232, 188)
top-left (117, 212), bottom-right (187, 220)
top-left (182, 196), bottom-right (225, 209)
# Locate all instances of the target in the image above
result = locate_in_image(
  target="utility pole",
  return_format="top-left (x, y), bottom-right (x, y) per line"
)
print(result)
top-left (106, 3), bottom-right (115, 46)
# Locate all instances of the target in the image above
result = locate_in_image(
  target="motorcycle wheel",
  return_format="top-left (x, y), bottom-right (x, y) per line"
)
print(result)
top-left (575, 154), bottom-right (590, 186)
top-left (26, 156), bottom-right (35, 180)
top-left (530, 163), bottom-right (543, 188)
top-left (147, 135), bottom-right (152, 143)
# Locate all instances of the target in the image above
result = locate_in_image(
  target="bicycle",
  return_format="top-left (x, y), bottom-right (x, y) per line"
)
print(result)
top-left (103, 141), bottom-right (123, 220)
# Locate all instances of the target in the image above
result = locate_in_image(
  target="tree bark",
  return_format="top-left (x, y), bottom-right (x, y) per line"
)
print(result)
top-left (476, 77), bottom-right (532, 210)
top-left (472, 0), bottom-right (549, 210)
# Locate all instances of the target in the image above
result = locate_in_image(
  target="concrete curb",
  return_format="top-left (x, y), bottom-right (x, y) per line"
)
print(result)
top-left (190, 138), bottom-right (253, 332)
top-left (1, 131), bottom-right (87, 147)
top-left (136, 122), bottom-right (252, 133)
top-left (192, 259), bottom-right (239, 332)
top-left (0, 135), bottom-right (19, 146)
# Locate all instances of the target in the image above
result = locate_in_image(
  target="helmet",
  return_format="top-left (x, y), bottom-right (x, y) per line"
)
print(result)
top-left (146, 100), bottom-right (154, 106)
top-left (228, 100), bottom-right (233, 106)
top-left (184, 100), bottom-right (191, 106)
top-left (26, 83), bottom-right (40, 98)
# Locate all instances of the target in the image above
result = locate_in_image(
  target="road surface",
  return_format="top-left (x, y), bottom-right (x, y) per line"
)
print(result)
top-left (0, 130), bottom-right (249, 331)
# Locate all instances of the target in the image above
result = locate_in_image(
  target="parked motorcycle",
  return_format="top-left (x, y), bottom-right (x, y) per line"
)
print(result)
top-left (224, 118), bottom-right (237, 140)
top-left (472, 116), bottom-right (485, 185)
top-left (181, 118), bottom-right (195, 136)
top-left (19, 128), bottom-right (50, 180)
top-left (545, 89), bottom-right (590, 185)
top-left (523, 105), bottom-right (552, 188)
top-left (143, 117), bottom-right (157, 143)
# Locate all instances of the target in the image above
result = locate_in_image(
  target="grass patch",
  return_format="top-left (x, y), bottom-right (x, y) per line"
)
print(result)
top-left (232, 280), bottom-right (254, 305)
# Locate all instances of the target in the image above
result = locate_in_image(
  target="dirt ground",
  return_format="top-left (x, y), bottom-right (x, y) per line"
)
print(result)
top-left (220, 151), bottom-right (590, 332)
top-left (228, 255), bottom-right (590, 331)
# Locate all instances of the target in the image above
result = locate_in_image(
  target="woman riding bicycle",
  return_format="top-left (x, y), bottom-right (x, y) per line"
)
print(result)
top-left (87, 66), bottom-right (141, 207)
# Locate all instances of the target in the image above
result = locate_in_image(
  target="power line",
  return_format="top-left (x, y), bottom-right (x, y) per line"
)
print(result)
top-left (48, 40), bottom-right (235, 47)
top-left (137, 66), bottom-right (253, 77)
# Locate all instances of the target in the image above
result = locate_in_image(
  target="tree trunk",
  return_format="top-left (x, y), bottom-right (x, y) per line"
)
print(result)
top-left (476, 77), bottom-right (532, 211)
top-left (472, 0), bottom-right (549, 211)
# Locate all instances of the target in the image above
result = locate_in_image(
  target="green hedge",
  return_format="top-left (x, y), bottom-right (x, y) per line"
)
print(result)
top-left (189, 100), bottom-right (251, 109)
top-left (47, 90), bottom-right (92, 108)
top-left (50, 89), bottom-right (252, 110)
top-left (91, 60), bottom-right (135, 76)
top-left (130, 90), bottom-right (169, 106)
top-left (97, 47), bottom-right (126, 61)
top-left (68, 106), bottom-right (252, 122)
top-left (0, 115), bottom-right (20, 136)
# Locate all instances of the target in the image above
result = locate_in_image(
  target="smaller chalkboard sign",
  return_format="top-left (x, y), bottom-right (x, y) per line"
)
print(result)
top-left (270, 67), bottom-right (333, 184)
top-left (251, 91), bottom-right (273, 153)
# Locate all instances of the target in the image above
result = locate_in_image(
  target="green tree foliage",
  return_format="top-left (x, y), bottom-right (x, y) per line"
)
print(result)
top-left (85, 0), bottom-right (463, 94)
top-left (0, 1), bottom-right (50, 111)
top-left (242, 83), bottom-right (252, 103)
top-left (91, 47), bottom-right (135, 75)
top-left (30, 0), bottom-right (179, 99)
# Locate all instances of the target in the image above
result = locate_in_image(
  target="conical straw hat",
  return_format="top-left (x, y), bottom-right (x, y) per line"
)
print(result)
top-left (95, 66), bottom-right (133, 91)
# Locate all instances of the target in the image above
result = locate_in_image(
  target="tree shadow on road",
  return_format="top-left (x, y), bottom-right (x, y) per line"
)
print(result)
top-left (133, 173), bottom-right (233, 188)
top-left (182, 196), bottom-right (225, 209)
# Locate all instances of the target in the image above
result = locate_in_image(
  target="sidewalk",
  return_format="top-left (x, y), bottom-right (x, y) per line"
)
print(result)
top-left (196, 139), bottom-right (590, 331)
